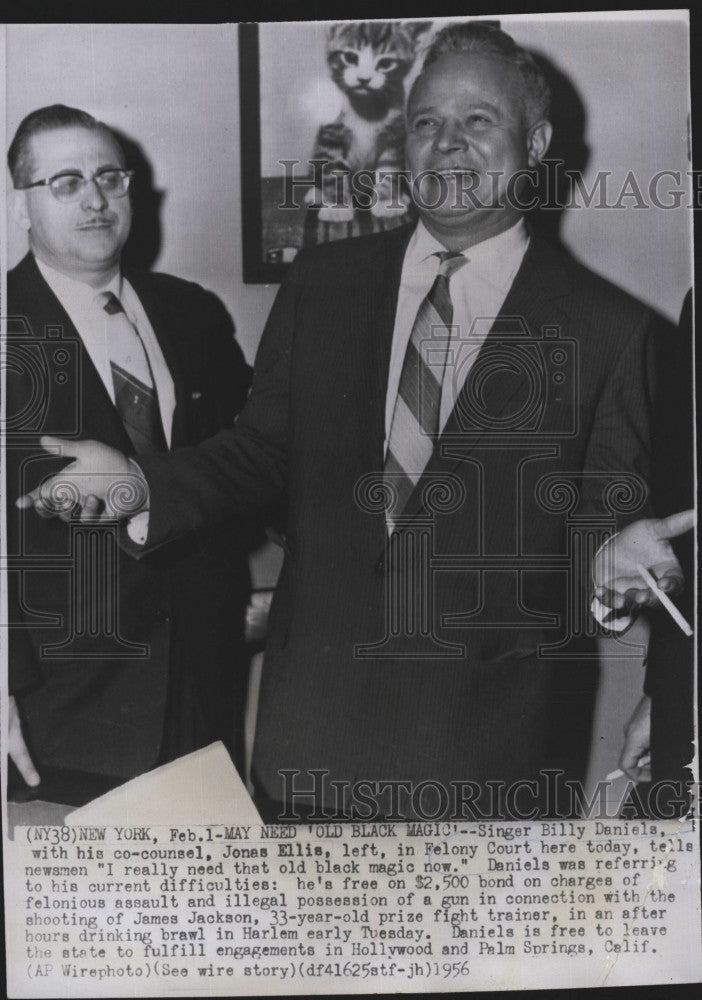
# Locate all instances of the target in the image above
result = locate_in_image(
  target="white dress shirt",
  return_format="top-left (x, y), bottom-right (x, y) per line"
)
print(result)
top-left (385, 218), bottom-right (530, 448)
top-left (35, 257), bottom-right (175, 543)
top-left (35, 257), bottom-right (176, 446)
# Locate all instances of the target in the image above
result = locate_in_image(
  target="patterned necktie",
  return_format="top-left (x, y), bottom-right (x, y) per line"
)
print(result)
top-left (96, 290), bottom-right (167, 452)
top-left (384, 250), bottom-right (467, 531)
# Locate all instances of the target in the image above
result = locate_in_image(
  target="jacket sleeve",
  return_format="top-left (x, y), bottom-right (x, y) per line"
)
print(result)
top-left (195, 285), bottom-right (252, 427)
top-left (137, 256), bottom-right (303, 551)
top-left (577, 305), bottom-right (659, 529)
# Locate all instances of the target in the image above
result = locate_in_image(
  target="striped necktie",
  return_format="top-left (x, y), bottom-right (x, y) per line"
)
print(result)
top-left (384, 250), bottom-right (467, 531)
top-left (96, 290), bottom-right (166, 452)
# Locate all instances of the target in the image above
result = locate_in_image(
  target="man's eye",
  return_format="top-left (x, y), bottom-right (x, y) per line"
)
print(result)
top-left (467, 114), bottom-right (491, 127)
top-left (96, 170), bottom-right (121, 191)
top-left (51, 175), bottom-right (83, 196)
top-left (412, 117), bottom-right (439, 133)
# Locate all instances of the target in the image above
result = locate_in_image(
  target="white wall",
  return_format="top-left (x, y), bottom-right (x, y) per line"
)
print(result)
top-left (503, 13), bottom-right (692, 320)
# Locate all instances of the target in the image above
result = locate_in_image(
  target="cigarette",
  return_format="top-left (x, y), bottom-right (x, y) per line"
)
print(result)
top-left (635, 562), bottom-right (693, 637)
top-left (606, 755), bottom-right (651, 782)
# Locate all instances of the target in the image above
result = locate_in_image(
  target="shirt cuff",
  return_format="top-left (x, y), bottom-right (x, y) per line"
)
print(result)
top-left (124, 458), bottom-right (150, 545)
top-left (126, 509), bottom-right (150, 545)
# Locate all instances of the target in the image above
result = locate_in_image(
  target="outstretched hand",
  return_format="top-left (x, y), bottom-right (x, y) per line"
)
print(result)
top-left (15, 436), bottom-right (148, 522)
top-left (593, 509), bottom-right (694, 612)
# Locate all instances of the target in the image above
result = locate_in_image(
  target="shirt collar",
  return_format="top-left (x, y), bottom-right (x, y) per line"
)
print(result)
top-left (34, 255), bottom-right (123, 308)
top-left (406, 217), bottom-right (529, 291)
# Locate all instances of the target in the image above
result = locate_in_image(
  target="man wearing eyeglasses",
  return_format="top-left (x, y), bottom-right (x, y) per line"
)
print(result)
top-left (5, 105), bottom-right (252, 798)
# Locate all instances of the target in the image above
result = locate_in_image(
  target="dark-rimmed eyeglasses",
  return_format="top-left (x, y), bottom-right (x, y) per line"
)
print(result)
top-left (16, 168), bottom-right (134, 203)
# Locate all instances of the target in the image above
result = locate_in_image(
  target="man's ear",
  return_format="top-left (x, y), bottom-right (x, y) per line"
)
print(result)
top-left (527, 120), bottom-right (553, 167)
top-left (10, 188), bottom-right (32, 232)
top-left (10, 188), bottom-right (32, 231)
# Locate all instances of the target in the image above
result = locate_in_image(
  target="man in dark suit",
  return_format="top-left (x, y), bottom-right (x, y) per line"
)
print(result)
top-left (6, 105), bottom-right (252, 795)
top-left (17, 28), bottom-right (683, 819)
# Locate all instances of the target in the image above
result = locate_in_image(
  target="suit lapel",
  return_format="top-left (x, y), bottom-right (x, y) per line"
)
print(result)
top-left (396, 235), bottom-right (572, 524)
top-left (355, 225), bottom-right (414, 469)
top-left (11, 255), bottom-right (133, 453)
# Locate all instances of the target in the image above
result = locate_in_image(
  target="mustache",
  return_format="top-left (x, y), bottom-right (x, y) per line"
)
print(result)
top-left (76, 214), bottom-right (118, 228)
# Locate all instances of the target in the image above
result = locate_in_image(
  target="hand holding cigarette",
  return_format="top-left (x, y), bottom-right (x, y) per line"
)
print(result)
top-left (593, 509), bottom-right (694, 625)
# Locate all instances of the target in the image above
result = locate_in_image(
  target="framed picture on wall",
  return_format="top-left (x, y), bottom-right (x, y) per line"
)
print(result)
top-left (239, 19), bottom-right (454, 284)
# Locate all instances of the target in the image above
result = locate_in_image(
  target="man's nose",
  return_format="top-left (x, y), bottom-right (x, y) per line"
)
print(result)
top-left (434, 120), bottom-right (467, 152)
top-left (81, 178), bottom-right (108, 211)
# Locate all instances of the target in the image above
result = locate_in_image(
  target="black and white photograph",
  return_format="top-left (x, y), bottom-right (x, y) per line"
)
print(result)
top-left (1, 10), bottom-right (699, 996)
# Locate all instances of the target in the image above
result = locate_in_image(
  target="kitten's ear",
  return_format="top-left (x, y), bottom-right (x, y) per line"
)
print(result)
top-left (403, 21), bottom-right (432, 41)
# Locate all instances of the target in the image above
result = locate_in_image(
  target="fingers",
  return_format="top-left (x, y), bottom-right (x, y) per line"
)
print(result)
top-left (79, 495), bottom-right (103, 522)
top-left (620, 759), bottom-right (652, 783)
top-left (39, 434), bottom-right (83, 458)
top-left (650, 564), bottom-right (684, 595)
top-left (8, 697), bottom-right (41, 787)
top-left (597, 558), bottom-right (684, 609)
top-left (594, 586), bottom-right (627, 611)
top-left (618, 740), bottom-right (650, 781)
top-left (16, 490), bottom-right (65, 519)
top-left (629, 588), bottom-right (653, 607)
top-left (598, 575), bottom-right (659, 599)
top-left (16, 489), bottom-right (40, 510)
top-left (17, 488), bottom-right (104, 522)
top-left (617, 696), bottom-right (651, 781)
top-left (657, 509), bottom-right (695, 539)
top-left (11, 742), bottom-right (41, 787)
top-left (17, 483), bottom-right (76, 519)
top-left (619, 743), bottom-right (652, 782)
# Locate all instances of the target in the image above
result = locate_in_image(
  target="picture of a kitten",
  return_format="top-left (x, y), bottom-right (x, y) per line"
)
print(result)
top-left (305, 20), bottom-right (430, 224)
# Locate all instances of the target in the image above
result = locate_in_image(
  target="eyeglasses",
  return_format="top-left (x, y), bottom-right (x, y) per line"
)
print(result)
top-left (16, 168), bottom-right (134, 203)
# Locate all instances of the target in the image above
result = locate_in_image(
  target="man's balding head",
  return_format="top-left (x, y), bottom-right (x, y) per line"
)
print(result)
top-left (411, 22), bottom-right (551, 129)
top-left (8, 104), bottom-right (124, 188)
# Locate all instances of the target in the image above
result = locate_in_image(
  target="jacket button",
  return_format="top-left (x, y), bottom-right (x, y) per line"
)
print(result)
top-left (155, 609), bottom-right (170, 624)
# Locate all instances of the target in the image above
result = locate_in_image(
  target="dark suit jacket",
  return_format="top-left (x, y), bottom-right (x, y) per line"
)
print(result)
top-left (6, 253), bottom-right (252, 781)
top-left (137, 224), bottom-right (661, 814)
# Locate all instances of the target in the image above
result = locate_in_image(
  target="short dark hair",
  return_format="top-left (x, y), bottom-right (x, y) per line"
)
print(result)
top-left (8, 104), bottom-right (123, 186)
top-left (413, 22), bottom-right (551, 125)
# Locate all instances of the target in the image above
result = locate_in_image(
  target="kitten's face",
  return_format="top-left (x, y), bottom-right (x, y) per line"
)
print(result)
top-left (330, 45), bottom-right (401, 94)
top-left (326, 22), bottom-right (424, 98)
